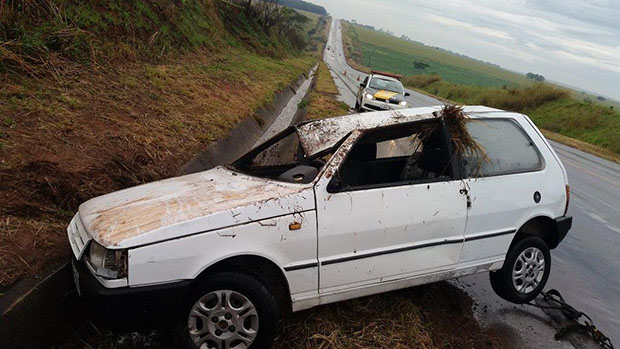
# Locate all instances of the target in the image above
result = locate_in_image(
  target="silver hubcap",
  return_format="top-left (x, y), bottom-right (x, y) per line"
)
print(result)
top-left (512, 247), bottom-right (545, 294)
top-left (188, 290), bottom-right (259, 349)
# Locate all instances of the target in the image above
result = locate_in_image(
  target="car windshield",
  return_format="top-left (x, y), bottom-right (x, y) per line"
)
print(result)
top-left (369, 77), bottom-right (403, 94)
top-left (232, 127), bottom-right (335, 183)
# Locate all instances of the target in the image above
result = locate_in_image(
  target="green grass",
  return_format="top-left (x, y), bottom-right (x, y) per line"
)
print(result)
top-left (344, 22), bottom-right (529, 87)
top-left (305, 62), bottom-right (350, 119)
top-left (297, 9), bottom-right (321, 33)
top-left (0, 0), bottom-right (301, 77)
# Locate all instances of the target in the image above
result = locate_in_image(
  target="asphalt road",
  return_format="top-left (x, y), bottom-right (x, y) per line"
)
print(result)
top-left (325, 18), bottom-right (619, 347)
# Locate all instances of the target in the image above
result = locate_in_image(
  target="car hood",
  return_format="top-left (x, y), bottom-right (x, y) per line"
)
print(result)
top-left (367, 88), bottom-right (405, 102)
top-left (78, 166), bottom-right (315, 249)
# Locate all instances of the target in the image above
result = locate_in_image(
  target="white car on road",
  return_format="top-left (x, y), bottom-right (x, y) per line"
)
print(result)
top-left (68, 106), bottom-right (572, 348)
top-left (356, 71), bottom-right (411, 112)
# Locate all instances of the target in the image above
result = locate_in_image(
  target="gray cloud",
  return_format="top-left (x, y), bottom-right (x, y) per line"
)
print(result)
top-left (310, 0), bottom-right (620, 100)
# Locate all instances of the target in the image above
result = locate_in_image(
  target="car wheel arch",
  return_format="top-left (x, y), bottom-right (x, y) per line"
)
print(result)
top-left (192, 254), bottom-right (293, 315)
top-left (511, 216), bottom-right (561, 250)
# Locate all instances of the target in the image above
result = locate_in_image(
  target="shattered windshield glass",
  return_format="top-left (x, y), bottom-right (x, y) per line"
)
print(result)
top-left (232, 127), bottom-right (333, 183)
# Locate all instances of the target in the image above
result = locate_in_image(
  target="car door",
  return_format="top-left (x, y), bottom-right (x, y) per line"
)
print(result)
top-left (314, 120), bottom-right (468, 294)
top-left (459, 118), bottom-right (548, 266)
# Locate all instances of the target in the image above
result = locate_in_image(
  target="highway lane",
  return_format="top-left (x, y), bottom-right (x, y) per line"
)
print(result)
top-left (324, 18), bottom-right (619, 346)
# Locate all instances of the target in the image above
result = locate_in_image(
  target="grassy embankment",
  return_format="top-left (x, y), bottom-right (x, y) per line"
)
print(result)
top-left (298, 9), bottom-right (330, 58)
top-left (303, 62), bottom-right (350, 119)
top-left (343, 22), bottom-right (620, 161)
top-left (0, 0), bottom-right (315, 287)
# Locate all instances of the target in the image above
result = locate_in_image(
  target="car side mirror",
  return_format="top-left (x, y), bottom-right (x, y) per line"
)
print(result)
top-left (360, 83), bottom-right (365, 88)
top-left (405, 92), bottom-right (411, 96)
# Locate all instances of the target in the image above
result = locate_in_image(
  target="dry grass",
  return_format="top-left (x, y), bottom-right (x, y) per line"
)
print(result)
top-left (440, 104), bottom-right (489, 169)
top-left (276, 283), bottom-right (510, 349)
top-left (305, 62), bottom-right (349, 120)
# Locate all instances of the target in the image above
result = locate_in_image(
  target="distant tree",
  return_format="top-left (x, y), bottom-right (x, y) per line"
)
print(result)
top-left (240, 0), bottom-right (311, 49)
top-left (526, 72), bottom-right (545, 82)
top-left (278, 0), bottom-right (328, 15)
top-left (413, 61), bottom-right (429, 70)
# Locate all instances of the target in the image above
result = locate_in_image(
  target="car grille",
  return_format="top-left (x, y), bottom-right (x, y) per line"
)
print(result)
top-left (67, 214), bottom-right (91, 259)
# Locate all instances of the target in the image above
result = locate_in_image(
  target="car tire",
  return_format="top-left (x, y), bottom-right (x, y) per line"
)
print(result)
top-left (183, 272), bottom-right (279, 349)
top-left (489, 236), bottom-right (551, 304)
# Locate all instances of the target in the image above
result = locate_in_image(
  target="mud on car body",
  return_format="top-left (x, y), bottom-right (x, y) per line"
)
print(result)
top-left (355, 70), bottom-right (411, 112)
top-left (68, 105), bottom-right (572, 348)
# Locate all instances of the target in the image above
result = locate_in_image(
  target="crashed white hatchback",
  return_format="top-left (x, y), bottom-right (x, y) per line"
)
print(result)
top-left (68, 105), bottom-right (572, 348)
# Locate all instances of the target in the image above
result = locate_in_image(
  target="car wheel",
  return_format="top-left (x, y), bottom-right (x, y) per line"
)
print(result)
top-left (184, 272), bottom-right (279, 349)
top-left (489, 236), bottom-right (551, 304)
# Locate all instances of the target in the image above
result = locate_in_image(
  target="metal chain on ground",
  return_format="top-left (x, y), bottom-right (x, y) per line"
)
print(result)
top-left (526, 289), bottom-right (614, 349)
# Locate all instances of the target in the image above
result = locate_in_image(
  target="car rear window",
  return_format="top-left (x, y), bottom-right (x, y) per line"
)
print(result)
top-left (464, 119), bottom-right (544, 177)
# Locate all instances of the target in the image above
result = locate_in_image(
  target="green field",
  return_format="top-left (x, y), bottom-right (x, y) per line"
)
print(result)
top-left (344, 22), bottom-right (529, 87)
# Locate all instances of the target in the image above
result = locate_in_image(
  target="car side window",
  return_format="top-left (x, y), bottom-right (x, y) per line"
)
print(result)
top-left (329, 121), bottom-right (454, 191)
top-left (464, 119), bottom-right (544, 177)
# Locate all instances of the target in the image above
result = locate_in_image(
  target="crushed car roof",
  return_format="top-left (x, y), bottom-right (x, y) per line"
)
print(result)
top-left (296, 105), bottom-right (503, 156)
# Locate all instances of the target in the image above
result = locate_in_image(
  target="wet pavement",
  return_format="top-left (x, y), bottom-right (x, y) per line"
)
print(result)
top-left (324, 18), bottom-right (618, 348)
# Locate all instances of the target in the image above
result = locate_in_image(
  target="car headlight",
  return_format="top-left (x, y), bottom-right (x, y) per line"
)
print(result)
top-left (399, 101), bottom-right (407, 106)
top-left (87, 241), bottom-right (128, 279)
top-left (365, 93), bottom-right (374, 100)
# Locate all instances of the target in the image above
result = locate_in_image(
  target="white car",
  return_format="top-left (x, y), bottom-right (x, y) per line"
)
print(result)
top-left (356, 71), bottom-right (411, 112)
top-left (68, 106), bottom-right (572, 348)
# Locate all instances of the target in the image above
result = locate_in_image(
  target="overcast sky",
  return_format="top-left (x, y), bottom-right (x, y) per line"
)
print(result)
top-left (310, 0), bottom-right (620, 100)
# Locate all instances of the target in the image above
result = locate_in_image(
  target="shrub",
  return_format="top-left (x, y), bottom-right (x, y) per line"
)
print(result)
top-left (402, 74), bottom-right (441, 88)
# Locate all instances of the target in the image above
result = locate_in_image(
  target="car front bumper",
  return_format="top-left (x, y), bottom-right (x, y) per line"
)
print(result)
top-left (361, 97), bottom-right (407, 111)
top-left (71, 257), bottom-right (192, 315)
